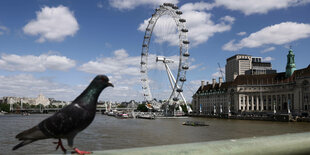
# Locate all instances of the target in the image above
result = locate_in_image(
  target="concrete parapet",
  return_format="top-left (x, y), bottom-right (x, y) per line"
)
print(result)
top-left (91, 132), bottom-right (310, 155)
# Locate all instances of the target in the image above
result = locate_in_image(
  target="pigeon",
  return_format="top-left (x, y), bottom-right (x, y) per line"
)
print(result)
top-left (13, 75), bottom-right (113, 154)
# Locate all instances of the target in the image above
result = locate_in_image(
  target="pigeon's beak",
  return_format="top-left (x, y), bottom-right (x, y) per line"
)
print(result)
top-left (108, 82), bottom-right (114, 87)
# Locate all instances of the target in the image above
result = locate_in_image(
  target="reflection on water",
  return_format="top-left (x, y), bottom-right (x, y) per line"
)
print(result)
top-left (1, 114), bottom-right (310, 154)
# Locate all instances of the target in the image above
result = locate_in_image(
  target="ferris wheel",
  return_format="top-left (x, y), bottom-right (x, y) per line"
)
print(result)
top-left (140, 3), bottom-right (192, 112)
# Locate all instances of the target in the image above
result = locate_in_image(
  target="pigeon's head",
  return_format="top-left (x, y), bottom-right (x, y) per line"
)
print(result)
top-left (93, 75), bottom-right (114, 88)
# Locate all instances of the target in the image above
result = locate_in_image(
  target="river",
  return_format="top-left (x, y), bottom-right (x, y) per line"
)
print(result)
top-left (1, 114), bottom-right (310, 154)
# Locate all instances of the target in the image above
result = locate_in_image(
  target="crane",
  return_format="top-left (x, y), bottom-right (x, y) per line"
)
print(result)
top-left (217, 63), bottom-right (225, 82)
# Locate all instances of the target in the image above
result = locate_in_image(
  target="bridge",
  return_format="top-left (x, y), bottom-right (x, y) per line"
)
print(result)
top-left (89, 132), bottom-right (310, 155)
top-left (11, 107), bottom-right (134, 114)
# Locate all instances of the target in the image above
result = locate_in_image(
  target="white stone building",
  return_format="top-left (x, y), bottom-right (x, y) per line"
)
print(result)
top-left (35, 93), bottom-right (50, 106)
top-left (193, 49), bottom-right (310, 116)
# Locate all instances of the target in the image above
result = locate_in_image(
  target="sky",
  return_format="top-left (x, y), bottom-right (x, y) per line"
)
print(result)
top-left (0, 0), bottom-right (310, 102)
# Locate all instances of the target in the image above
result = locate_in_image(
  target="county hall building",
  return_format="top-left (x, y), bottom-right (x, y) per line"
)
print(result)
top-left (192, 49), bottom-right (310, 116)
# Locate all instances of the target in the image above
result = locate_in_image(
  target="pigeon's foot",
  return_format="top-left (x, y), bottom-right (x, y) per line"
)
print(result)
top-left (53, 138), bottom-right (67, 153)
top-left (72, 148), bottom-right (92, 154)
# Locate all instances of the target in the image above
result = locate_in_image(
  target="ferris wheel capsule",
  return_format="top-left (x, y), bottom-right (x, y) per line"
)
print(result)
top-left (180, 77), bottom-right (186, 82)
top-left (179, 19), bottom-right (186, 22)
top-left (176, 11), bottom-right (182, 15)
top-left (183, 52), bottom-right (190, 57)
top-left (181, 28), bottom-right (188, 33)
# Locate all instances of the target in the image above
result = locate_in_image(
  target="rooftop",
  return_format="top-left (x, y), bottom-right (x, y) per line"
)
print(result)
top-left (196, 65), bottom-right (310, 93)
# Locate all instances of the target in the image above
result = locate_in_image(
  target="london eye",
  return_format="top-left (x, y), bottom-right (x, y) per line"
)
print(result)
top-left (140, 3), bottom-right (192, 113)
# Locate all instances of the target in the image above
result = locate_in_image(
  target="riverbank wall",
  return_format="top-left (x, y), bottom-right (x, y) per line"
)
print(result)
top-left (189, 114), bottom-right (310, 122)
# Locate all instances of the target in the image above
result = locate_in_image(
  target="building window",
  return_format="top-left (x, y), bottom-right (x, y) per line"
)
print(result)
top-left (305, 105), bottom-right (308, 110)
top-left (264, 106), bottom-right (266, 110)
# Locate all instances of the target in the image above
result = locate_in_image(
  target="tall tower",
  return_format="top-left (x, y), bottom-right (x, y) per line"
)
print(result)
top-left (285, 48), bottom-right (296, 77)
top-left (225, 54), bottom-right (252, 82)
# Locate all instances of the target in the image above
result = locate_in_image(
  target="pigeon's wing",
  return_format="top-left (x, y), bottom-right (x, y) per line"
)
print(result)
top-left (13, 125), bottom-right (47, 150)
top-left (38, 103), bottom-right (95, 138)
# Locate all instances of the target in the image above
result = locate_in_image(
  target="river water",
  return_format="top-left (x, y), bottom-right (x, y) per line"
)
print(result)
top-left (1, 114), bottom-right (310, 154)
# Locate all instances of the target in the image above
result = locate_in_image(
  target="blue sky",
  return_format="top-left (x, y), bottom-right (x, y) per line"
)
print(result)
top-left (0, 0), bottom-right (310, 102)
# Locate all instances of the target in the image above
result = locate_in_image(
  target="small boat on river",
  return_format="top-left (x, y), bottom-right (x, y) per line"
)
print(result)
top-left (116, 113), bottom-right (129, 119)
top-left (136, 114), bottom-right (155, 119)
top-left (182, 121), bottom-right (209, 126)
top-left (0, 110), bottom-right (7, 115)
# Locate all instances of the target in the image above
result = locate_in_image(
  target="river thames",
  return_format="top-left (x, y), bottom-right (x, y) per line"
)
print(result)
top-left (2, 114), bottom-right (310, 154)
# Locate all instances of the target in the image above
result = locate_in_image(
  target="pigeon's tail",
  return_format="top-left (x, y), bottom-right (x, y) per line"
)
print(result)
top-left (13, 125), bottom-right (47, 151)
top-left (16, 125), bottom-right (46, 140)
top-left (12, 140), bottom-right (34, 150)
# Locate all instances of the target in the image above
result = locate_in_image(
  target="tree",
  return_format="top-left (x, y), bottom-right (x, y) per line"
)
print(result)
top-left (117, 104), bottom-right (127, 108)
top-left (0, 103), bottom-right (10, 112)
top-left (137, 103), bottom-right (148, 112)
top-left (23, 103), bottom-right (30, 109)
top-left (36, 104), bottom-right (44, 108)
top-left (181, 104), bottom-right (188, 113)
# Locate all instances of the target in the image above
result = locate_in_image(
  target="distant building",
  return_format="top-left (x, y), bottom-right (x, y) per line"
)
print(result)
top-left (225, 54), bottom-right (252, 82)
top-left (225, 54), bottom-right (276, 82)
top-left (35, 93), bottom-right (50, 106)
top-left (2, 94), bottom-right (69, 107)
top-left (193, 49), bottom-right (310, 116)
top-left (50, 99), bottom-right (68, 107)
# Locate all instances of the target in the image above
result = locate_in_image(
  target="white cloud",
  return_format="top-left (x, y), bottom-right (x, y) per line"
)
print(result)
top-left (212, 67), bottom-right (225, 79)
top-left (0, 74), bottom-right (80, 101)
top-left (190, 80), bottom-right (203, 88)
top-left (79, 49), bottom-right (140, 76)
top-left (214, 0), bottom-right (310, 15)
top-left (0, 73), bottom-right (140, 102)
top-left (261, 47), bottom-right (276, 53)
top-left (111, 0), bottom-right (310, 15)
top-left (262, 56), bottom-right (275, 61)
top-left (79, 49), bottom-right (190, 76)
top-left (138, 16), bottom-right (179, 45)
top-left (237, 31), bottom-right (246, 36)
top-left (0, 53), bottom-right (76, 72)
top-left (23, 5), bottom-right (79, 43)
top-left (212, 72), bottom-right (222, 78)
top-left (97, 1), bottom-right (104, 8)
top-left (180, 2), bottom-right (215, 11)
top-left (220, 16), bottom-right (235, 24)
top-left (223, 22), bottom-right (310, 51)
top-left (0, 25), bottom-right (9, 35)
top-left (222, 40), bottom-right (239, 51)
top-left (109, 0), bottom-right (179, 10)
top-left (138, 2), bottom-right (235, 46)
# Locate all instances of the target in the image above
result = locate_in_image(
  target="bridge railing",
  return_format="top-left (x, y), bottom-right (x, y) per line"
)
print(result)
top-left (91, 132), bottom-right (310, 155)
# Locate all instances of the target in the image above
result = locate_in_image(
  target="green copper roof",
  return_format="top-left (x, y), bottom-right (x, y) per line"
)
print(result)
top-left (286, 48), bottom-right (296, 77)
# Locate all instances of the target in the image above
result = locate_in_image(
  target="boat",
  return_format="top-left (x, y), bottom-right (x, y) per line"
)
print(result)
top-left (117, 113), bottom-right (129, 119)
top-left (182, 121), bottom-right (209, 126)
top-left (107, 111), bottom-right (116, 116)
top-left (136, 114), bottom-right (155, 119)
top-left (0, 110), bottom-right (7, 115)
top-left (22, 112), bottom-right (30, 116)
